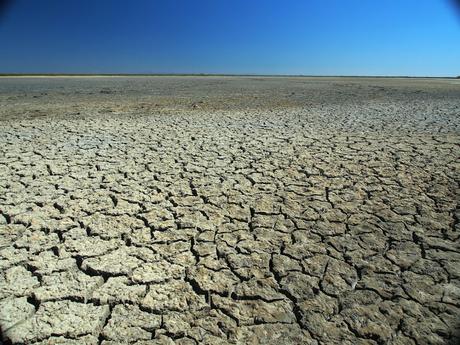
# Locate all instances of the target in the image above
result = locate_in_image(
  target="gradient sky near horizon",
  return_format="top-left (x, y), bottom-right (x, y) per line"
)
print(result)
top-left (0, 0), bottom-right (459, 76)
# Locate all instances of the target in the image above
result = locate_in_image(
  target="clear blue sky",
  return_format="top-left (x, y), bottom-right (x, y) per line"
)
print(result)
top-left (0, 0), bottom-right (459, 76)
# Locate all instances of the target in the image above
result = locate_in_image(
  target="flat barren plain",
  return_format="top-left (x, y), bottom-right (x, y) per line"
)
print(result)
top-left (0, 76), bottom-right (459, 344)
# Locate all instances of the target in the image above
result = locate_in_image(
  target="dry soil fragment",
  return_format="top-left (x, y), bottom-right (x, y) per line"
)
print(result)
top-left (33, 335), bottom-right (99, 345)
top-left (0, 266), bottom-right (40, 299)
top-left (93, 276), bottom-right (147, 304)
top-left (234, 323), bottom-right (312, 345)
top-left (63, 229), bottom-right (123, 257)
top-left (81, 213), bottom-right (144, 239)
top-left (186, 265), bottom-right (239, 294)
top-left (102, 304), bottom-right (161, 342)
top-left (0, 297), bottom-right (35, 332)
top-left (34, 269), bottom-right (103, 302)
top-left (131, 260), bottom-right (185, 283)
top-left (3, 300), bottom-right (109, 343)
top-left (212, 295), bottom-right (295, 325)
top-left (142, 280), bottom-right (207, 312)
top-left (28, 251), bottom-right (77, 274)
top-left (81, 248), bottom-right (142, 276)
top-left (13, 230), bottom-right (60, 254)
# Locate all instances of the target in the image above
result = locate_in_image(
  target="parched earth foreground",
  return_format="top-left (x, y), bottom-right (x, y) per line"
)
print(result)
top-left (1, 76), bottom-right (459, 345)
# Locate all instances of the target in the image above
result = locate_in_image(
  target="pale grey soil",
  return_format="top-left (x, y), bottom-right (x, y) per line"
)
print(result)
top-left (0, 77), bottom-right (459, 344)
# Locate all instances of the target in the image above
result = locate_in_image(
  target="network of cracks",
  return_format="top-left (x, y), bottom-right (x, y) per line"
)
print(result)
top-left (0, 78), bottom-right (459, 344)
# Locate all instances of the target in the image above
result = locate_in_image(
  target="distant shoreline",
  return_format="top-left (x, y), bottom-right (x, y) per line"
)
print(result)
top-left (0, 73), bottom-right (457, 79)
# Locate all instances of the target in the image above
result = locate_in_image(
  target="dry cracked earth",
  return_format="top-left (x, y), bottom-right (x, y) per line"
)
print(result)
top-left (0, 76), bottom-right (459, 345)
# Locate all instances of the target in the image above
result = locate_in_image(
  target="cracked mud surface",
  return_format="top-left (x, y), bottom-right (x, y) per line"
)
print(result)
top-left (0, 76), bottom-right (459, 344)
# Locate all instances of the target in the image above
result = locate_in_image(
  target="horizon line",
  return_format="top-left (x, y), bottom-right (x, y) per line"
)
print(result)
top-left (0, 73), bottom-right (459, 79)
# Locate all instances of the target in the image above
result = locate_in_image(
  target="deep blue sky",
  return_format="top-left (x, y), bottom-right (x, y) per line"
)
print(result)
top-left (0, 0), bottom-right (459, 76)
